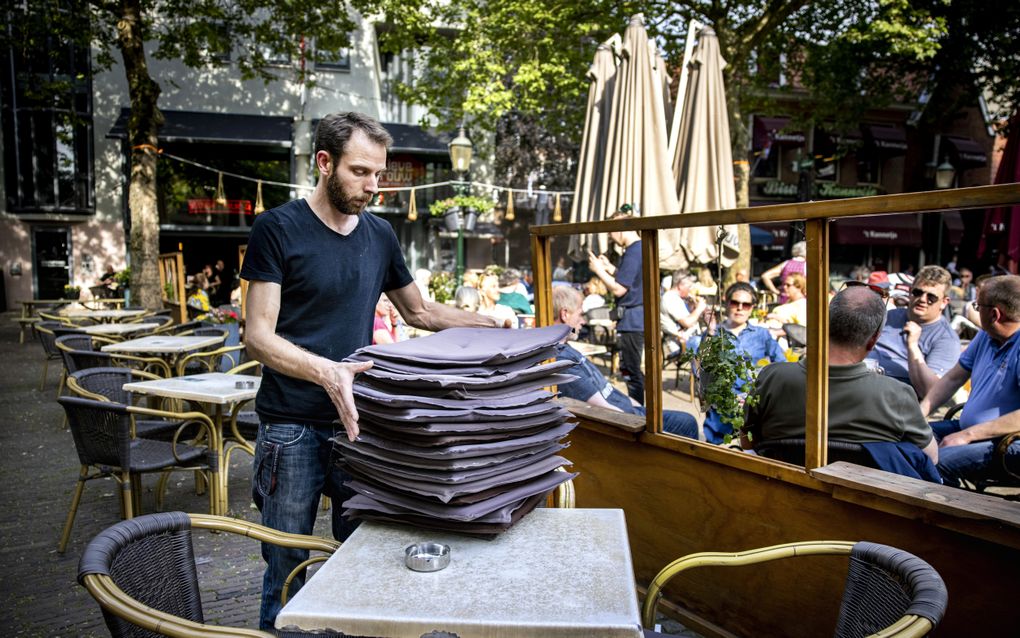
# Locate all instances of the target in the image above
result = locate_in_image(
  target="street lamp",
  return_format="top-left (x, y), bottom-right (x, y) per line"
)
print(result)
top-left (448, 127), bottom-right (473, 285)
top-left (935, 159), bottom-right (956, 190)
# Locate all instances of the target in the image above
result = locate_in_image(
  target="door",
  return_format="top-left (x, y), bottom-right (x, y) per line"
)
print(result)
top-left (33, 227), bottom-right (71, 299)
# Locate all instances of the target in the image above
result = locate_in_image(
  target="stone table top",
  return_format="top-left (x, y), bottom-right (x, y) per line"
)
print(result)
top-left (122, 372), bottom-right (260, 404)
top-left (80, 322), bottom-right (160, 336)
top-left (59, 308), bottom-right (147, 319)
top-left (276, 508), bottom-right (643, 638)
top-left (101, 334), bottom-right (223, 354)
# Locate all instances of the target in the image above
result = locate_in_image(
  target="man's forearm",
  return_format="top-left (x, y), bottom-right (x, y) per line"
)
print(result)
top-left (595, 270), bottom-right (628, 298)
top-left (954, 410), bottom-right (1020, 443)
top-left (407, 300), bottom-right (502, 332)
top-left (246, 330), bottom-right (333, 387)
top-left (919, 364), bottom-right (968, 416)
top-left (906, 346), bottom-right (940, 398)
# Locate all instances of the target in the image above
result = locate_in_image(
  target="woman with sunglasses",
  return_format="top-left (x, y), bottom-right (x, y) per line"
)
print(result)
top-left (688, 282), bottom-right (785, 444)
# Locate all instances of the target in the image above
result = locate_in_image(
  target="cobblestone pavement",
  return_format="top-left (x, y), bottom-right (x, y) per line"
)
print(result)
top-left (0, 315), bottom-right (702, 637)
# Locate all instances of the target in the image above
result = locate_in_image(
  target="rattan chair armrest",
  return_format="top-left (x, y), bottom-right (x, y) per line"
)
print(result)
top-left (641, 541), bottom-right (855, 628)
top-left (111, 354), bottom-right (172, 377)
top-left (66, 377), bottom-right (109, 402)
top-left (176, 344), bottom-right (245, 376)
top-left (227, 359), bottom-right (261, 375)
top-left (188, 513), bottom-right (341, 552)
top-left (997, 430), bottom-right (1020, 480)
top-left (869, 615), bottom-right (935, 638)
top-left (82, 574), bottom-right (275, 637)
top-left (127, 407), bottom-right (215, 459)
top-left (90, 335), bottom-right (119, 345)
top-left (281, 556), bottom-right (330, 606)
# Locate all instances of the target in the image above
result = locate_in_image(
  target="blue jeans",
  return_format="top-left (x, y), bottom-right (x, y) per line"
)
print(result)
top-left (930, 419), bottom-right (1020, 487)
top-left (633, 406), bottom-right (699, 440)
top-left (252, 421), bottom-right (358, 630)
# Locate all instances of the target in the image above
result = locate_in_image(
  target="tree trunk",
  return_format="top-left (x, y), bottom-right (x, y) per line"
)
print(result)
top-left (114, 0), bottom-right (163, 310)
top-left (726, 74), bottom-right (752, 286)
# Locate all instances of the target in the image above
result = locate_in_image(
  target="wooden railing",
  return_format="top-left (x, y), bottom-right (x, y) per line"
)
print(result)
top-left (530, 182), bottom-right (1020, 470)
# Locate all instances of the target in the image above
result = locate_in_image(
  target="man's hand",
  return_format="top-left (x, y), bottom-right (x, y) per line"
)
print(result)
top-left (320, 360), bottom-right (373, 442)
top-left (587, 251), bottom-right (614, 275)
top-left (939, 429), bottom-right (972, 448)
top-left (902, 321), bottom-right (922, 348)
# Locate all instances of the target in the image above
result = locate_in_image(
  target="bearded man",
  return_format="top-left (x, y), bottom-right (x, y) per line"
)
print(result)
top-left (241, 112), bottom-right (507, 629)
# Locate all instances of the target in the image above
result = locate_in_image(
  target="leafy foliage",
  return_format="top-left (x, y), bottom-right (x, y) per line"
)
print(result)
top-left (681, 331), bottom-right (762, 440)
top-left (428, 271), bottom-right (456, 304)
top-left (429, 194), bottom-right (495, 217)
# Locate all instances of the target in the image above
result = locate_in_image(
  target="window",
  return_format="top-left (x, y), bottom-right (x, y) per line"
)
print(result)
top-left (1, 10), bottom-right (94, 214)
top-left (315, 42), bottom-right (351, 71)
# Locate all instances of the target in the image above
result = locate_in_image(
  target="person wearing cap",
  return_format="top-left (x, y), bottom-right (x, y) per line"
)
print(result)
top-left (866, 265), bottom-right (960, 398)
top-left (919, 275), bottom-right (1020, 487)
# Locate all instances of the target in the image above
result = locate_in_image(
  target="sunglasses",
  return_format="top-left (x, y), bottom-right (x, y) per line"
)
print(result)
top-left (909, 288), bottom-right (942, 305)
top-left (841, 280), bottom-right (889, 300)
top-left (727, 300), bottom-right (754, 311)
top-left (971, 301), bottom-right (996, 311)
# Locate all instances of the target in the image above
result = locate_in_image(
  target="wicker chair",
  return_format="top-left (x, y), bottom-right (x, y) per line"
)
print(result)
top-left (67, 367), bottom-right (185, 440)
top-left (661, 334), bottom-right (696, 400)
top-left (168, 320), bottom-right (214, 335)
top-left (32, 321), bottom-right (70, 391)
top-left (642, 540), bottom-right (948, 637)
top-left (56, 396), bottom-right (217, 553)
top-left (77, 512), bottom-right (340, 638)
top-left (939, 404), bottom-right (1020, 497)
top-left (176, 343), bottom-right (246, 376)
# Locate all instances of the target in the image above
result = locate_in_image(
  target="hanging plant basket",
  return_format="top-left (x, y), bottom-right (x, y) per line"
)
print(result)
top-left (443, 207), bottom-right (478, 232)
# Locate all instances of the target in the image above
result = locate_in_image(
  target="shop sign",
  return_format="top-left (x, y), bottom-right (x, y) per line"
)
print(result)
top-left (760, 181), bottom-right (798, 197)
top-left (817, 183), bottom-right (879, 198)
top-left (187, 199), bottom-right (253, 215)
top-left (380, 157), bottom-right (426, 188)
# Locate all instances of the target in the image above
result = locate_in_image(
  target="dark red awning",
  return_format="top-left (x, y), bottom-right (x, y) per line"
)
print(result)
top-left (832, 214), bottom-right (922, 246)
top-left (863, 124), bottom-right (908, 154)
top-left (753, 116), bottom-right (805, 148)
top-left (943, 135), bottom-right (988, 168)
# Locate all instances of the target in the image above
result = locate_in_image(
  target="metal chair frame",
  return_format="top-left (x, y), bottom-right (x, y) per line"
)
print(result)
top-left (642, 540), bottom-right (947, 638)
top-left (78, 512), bottom-right (339, 638)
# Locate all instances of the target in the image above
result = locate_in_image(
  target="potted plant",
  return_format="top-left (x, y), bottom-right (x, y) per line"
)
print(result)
top-left (680, 331), bottom-right (765, 444)
top-left (429, 195), bottom-right (494, 232)
top-left (63, 284), bottom-right (81, 300)
top-left (428, 271), bottom-right (456, 304)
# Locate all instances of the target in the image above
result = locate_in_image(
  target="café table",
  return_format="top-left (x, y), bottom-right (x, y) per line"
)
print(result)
top-left (568, 340), bottom-right (608, 358)
top-left (17, 297), bottom-right (124, 319)
top-left (79, 322), bottom-right (160, 337)
top-left (122, 372), bottom-right (260, 515)
top-left (102, 334), bottom-right (224, 369)
top-left (276, 507), bottom-right (643, 638)
top-left (59, 307), bottom-right (148, 323)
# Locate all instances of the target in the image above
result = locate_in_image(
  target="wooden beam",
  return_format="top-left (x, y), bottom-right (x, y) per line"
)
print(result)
top-left (804, 219), bottom-right (829, 470)
top-left (531, 234), bottom-right (552, 328)
top-left (641, 230), bottom-right (663, 433)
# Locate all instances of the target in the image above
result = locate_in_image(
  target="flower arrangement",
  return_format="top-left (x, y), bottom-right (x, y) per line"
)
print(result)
top-left (680, 331), bottom-right (764, 443)
top-left (207, 307), bottom-right (239, 324)
top-left (63, 284), bottom-right (81, 300)
top-left (429, 195), bottom-right (495, 218)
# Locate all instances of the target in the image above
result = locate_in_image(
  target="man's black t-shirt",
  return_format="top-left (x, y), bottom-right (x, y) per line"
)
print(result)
top-left (240, 199), bottom-right (413, 425)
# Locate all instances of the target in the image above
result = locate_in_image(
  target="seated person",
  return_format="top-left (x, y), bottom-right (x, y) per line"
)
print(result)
top-left (920, 275), bottom-right (1020, 487)
top-left (552, 286), bottom-right (698, 439)
top-left (687, 282), bottom-right (784, 444)
top-left (186, 272), bottom-right (211, 319)
top-left (866, 265), bottom-right (960, 398)
top-left (478, 272), bottom-right (518, 328)
top-left (661, 271), bottom-right (706, 343)
top-left (766, 273), bottom-right (807, 330)
top-left (454, 285), bottom-right (481, 313)
top-left (496, 268), bottom-right (532, 315)
top-left (744, 284), bottom-right (938, 475)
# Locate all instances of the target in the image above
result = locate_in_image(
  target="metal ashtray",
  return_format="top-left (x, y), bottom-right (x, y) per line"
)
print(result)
top-left (234, 380), bottom-right (255, 389)
top-left (404, 542), bottom-right (451, 572)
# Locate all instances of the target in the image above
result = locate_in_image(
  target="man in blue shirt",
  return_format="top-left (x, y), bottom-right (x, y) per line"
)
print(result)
top-left (552, 286), bottom-right (698, 438)
top-left (588, 207), bottom-right (645, 403)
top-left (920, 275), bottom-right (1020, 487)
top-left (867, 265), bottom-right (960, 398)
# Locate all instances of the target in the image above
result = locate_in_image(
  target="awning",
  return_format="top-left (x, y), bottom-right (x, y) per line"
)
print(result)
top-left (832, 214), bottom-right (922, 246)
top-left (751, 222), bottom-right (790, 248)
top-left (942, 135), bottom-right (988, 168)
top-left (384, 122), bottom-right (450, 155)
top-left (863, 124), bottom-right (908, 154)
top-left (107, 109), bottom-right (293, 146)
top-left (942, 210), bottom-right (965, 245)
top-left (753, 116), bottom-right (805, 148)
top-left (750, 225), bottom-right (774, 246)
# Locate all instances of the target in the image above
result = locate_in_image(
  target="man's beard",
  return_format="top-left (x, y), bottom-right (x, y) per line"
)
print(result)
top-left (327, 170), bottom-right (370, 215)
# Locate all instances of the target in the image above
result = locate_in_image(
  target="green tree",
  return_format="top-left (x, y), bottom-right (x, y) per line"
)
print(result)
top-left (6, 0), bottom-right (361, 309)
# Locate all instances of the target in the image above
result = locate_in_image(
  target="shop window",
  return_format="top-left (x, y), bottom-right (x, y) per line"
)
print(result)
top-left (1, 9), bottom-right (94, 214)
top-left (857, 156), bottom-right (882, 186)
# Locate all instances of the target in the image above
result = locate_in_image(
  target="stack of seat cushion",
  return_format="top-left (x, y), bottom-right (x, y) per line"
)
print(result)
top-left (337, 325), bottom-right (578, 537)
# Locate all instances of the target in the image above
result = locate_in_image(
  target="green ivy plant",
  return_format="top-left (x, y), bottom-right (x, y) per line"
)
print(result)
top-left (113, 267), bottom-right (131, 287)
top-left (680, 331), bottom-right (762, 443)
top-left (428, 195), bottom-right (495, 218)
top-left (429, 271), bottom-right (456, 304)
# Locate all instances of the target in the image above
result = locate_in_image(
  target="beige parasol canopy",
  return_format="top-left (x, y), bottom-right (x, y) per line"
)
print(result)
top-left (568, 35), bottom-right (620, 260)
top-left (569, 15), bottom-right (680, 260)
top-left (667, 24), bottom-right (740, 269)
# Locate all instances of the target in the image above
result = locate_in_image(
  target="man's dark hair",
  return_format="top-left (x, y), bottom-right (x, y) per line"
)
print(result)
top-left (314, 112), bottom-right (393, 161)
top-left (830, 287), bottom-right (887, 349)
top-left (724, 281), bottom-right (757, 304)
top-left (982, 275), bottom-right (1020, 320)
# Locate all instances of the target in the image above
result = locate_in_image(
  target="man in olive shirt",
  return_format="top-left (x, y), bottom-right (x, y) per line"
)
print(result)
top-left (744, 285), bottom-right (937, 463)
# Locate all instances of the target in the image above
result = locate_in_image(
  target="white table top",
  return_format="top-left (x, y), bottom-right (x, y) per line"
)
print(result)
top-left (80, 322), bottom-right (160, 336)
top-left (276, 508), bottom-right (642, 638)
top-left (60, 308), bottom-right (147, 319)
top-left (122, 372), bottom-right (260, 404)
top-left (569, 340), bottom-right (608, 357)
top-left (101, 334), bottom-right (223, 354)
